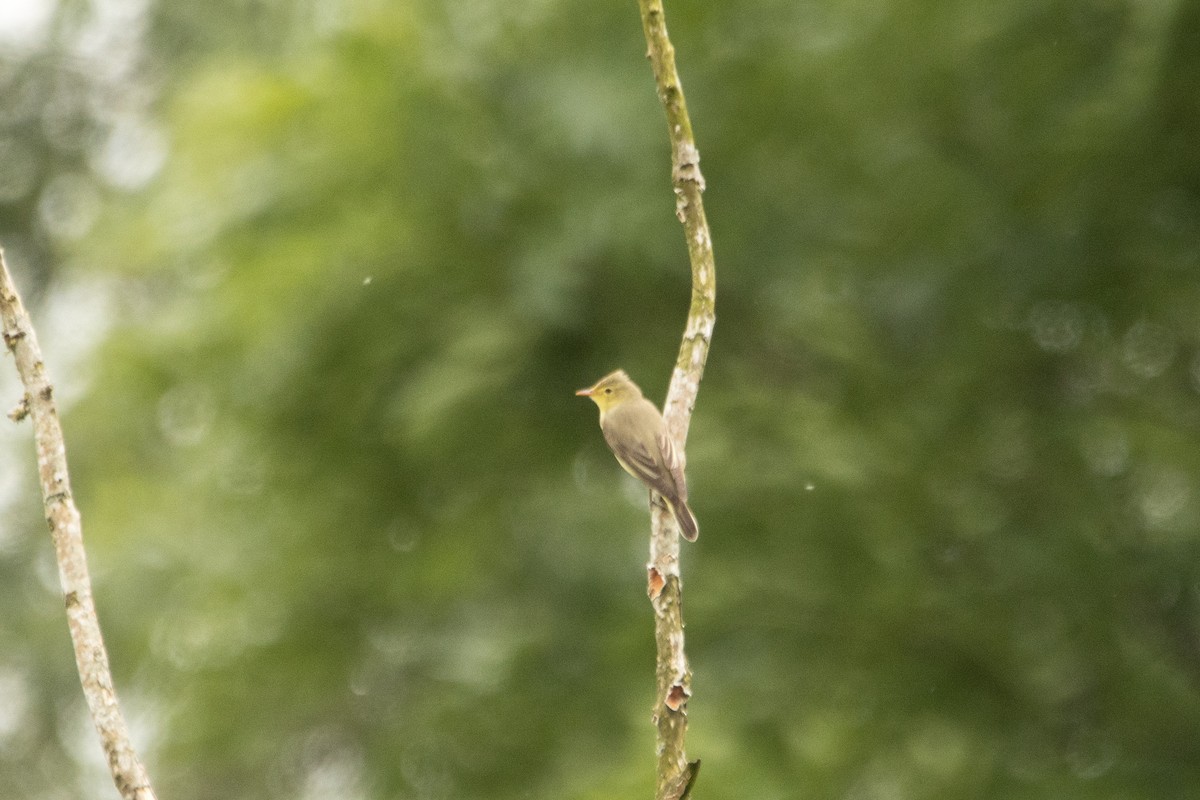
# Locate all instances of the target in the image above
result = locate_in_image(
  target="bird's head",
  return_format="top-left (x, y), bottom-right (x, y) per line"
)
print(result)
top-left (575, 369), bottom-right (642, 412)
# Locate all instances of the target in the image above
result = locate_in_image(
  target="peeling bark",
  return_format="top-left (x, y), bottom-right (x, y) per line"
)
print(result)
top-left (635, 2), bottom-right (718, 797)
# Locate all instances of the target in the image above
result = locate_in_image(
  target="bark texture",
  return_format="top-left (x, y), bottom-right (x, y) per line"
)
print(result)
top-left (0, 250), bottom-right (158, 800)
top-left (635, 2), bottom-right (717, 797)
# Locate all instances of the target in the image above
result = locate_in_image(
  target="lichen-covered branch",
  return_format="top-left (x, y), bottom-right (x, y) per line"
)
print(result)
top-left (0, 250), bottom-right (158, 800)
top-left (635, 1), bottom-right (717, 798)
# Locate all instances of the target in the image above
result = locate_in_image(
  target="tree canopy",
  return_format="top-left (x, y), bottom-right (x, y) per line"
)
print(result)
top-left (3, 1), bottom-right (1200, 798)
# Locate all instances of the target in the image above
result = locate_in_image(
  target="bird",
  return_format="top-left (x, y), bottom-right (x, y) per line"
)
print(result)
top-left (575, 369), bottom-right (698, 541)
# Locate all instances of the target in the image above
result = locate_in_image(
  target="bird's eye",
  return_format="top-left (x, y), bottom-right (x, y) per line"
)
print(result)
top-left (604, 388), bottom-right (613, 394)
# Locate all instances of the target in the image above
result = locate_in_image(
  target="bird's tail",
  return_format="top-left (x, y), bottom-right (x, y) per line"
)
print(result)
top-left (670, 499), bottom-right (699, 542)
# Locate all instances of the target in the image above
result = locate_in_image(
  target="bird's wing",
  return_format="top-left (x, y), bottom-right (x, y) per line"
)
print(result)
top-left (607, 432), bottom-right (670, 493)
top-left (603, 428), bottom-right (676, 500)
top-left (656, 431), bottom-right (688, 504)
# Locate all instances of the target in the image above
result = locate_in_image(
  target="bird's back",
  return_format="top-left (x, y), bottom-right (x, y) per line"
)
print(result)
top-left (601, 397), bottom-right (685, 500)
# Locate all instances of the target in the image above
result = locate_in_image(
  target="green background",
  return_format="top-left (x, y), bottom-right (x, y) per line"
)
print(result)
top-left (3, 0), bottom-right (1200, 797)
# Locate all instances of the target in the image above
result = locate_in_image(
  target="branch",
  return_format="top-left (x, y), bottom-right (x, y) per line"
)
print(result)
top-left (0, 250), bottom-right (158, 800)
top-left (636, 2), bottom-right (717, 798)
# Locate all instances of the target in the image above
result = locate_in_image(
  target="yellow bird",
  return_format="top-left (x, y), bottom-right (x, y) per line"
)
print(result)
top-left (576, 370), bottom-right (698, 541)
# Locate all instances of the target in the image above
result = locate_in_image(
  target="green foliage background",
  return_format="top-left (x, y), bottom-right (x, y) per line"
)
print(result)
top-left (3, 0), bottom-right (1200, 797)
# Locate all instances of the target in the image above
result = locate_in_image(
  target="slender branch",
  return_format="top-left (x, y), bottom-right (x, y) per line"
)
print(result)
top-left (0, 250), bottom-right (158, 800)
top-left (636, 2), bottom-right (717, 797)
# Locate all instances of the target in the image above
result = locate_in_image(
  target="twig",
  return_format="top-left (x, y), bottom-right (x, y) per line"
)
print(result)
top-left (635, 2), bottom-right (717, 797)
top-left (0, 249), bottom-right (158, 800)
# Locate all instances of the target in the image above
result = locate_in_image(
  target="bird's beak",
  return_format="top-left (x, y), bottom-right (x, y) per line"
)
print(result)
top-left (575, 386), bottom-right (595, 397)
